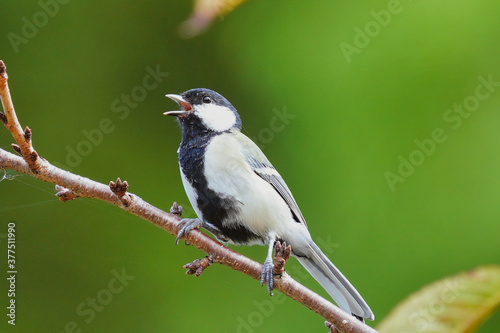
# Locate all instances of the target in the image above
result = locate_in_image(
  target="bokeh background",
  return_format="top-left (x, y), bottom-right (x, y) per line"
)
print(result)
top-left (1, 0), bottom-right (500, 332)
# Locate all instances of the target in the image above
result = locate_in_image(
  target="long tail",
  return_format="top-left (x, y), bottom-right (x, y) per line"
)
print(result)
top-left (295, 242), bottom-right (374, 321)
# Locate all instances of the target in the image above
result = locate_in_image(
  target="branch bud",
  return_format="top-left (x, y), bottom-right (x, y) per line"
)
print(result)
top-left (11, 143), bottom-right (21, 154)
top-left (24, 126), bottom-right (32, 142)
top-left (0, 60), bottom-right (7, 79)
top-left (0, 112), bottom-right (6, 125)
top-left (29, 151), bottom-right (38, 162)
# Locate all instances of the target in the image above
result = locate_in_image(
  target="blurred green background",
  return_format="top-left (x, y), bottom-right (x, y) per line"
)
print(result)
top-left (1, 0), bottom-right (500, 332)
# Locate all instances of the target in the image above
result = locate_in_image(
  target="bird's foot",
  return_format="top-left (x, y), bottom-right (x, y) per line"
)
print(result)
top-left (260, 241), bottom-right (292, 296)
top-left (184, 255), bottom-right (214, 277)
top-left (260, 258), bottom-right (274, 295)
top-left (175, 218), bottom-right (203, 245)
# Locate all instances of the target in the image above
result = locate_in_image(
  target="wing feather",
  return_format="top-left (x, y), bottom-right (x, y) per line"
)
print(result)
top-left (232, 131), bottom-right (307, 226)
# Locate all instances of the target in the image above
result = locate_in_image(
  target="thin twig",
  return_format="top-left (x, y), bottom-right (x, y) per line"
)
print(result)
top-left (0, 61), bottom-right (42, 173)
top-left (0, 61), bottom-right (377, 333)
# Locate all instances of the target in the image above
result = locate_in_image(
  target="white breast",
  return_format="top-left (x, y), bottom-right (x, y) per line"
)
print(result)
top-left (203, 134), bottom-right (311, 245)
top-left (179, 167), bottom-right (203, 219)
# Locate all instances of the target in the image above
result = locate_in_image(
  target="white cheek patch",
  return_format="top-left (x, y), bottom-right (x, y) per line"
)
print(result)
top-left (195, 104), bottom-right (236, 132)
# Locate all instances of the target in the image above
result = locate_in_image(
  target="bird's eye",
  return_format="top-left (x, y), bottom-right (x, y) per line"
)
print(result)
top-left (202, 96), bottom-right (212, 104)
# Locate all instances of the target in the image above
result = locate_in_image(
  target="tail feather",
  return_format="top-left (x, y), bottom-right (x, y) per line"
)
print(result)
top-left (295, 242), bottom-right (374, 321)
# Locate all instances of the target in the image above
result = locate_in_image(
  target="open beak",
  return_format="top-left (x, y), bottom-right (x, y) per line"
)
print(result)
top-left (164, 94), bottom-right (193, 117)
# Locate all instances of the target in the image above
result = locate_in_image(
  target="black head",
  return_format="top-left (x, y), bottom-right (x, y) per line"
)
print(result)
top-left (164, 88), bottom-right (242, 132)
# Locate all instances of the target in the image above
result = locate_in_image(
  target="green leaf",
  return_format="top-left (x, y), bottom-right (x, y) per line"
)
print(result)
top-left (377, 265), bottom-right (500, 333)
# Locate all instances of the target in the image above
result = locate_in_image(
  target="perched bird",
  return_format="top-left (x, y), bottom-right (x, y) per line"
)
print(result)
top-left (164, 88), bottom-right (374, 321)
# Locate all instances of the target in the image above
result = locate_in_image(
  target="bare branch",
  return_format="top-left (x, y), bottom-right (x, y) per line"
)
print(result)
top-left (0, 61), bottom-right (377, 333)
top-left (0, 61), bottom-right (42, 173)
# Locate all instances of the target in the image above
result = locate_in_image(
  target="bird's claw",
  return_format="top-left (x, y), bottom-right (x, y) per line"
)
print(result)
top-left (175, 218), bottom-right (202, 245)
top-left (260, 259), bottom-right (274, 295)
top-left (260, 241), bottom-right (291, 296)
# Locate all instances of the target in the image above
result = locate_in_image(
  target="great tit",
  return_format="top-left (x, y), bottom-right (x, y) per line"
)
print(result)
top-left (164, 88), bottom-right (374, 321)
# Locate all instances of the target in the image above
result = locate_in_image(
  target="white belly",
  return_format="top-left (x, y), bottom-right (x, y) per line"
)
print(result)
top-left (203, 135), bottom-right (311, 245)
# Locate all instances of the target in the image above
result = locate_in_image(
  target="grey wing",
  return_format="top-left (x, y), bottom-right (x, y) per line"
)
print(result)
top-left (233, 131), bottom-right (307, 226)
